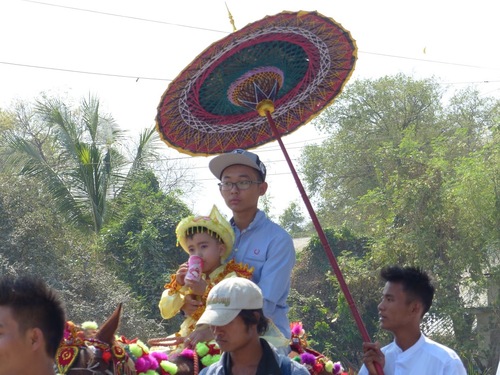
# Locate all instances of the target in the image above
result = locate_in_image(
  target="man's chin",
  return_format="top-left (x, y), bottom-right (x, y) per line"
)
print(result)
top-left (379, 319), bottom-right (388, 330)
top-left (216, 341), bottom-right (230, 352)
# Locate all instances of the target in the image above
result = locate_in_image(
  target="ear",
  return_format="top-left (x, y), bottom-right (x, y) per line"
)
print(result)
top-left (258, 181), bottom-right (268, 196)
top-left (218, 243), bottom-right (227, 257)
top-left (410, 300), bottom-right (423, 317)
top-left (29, 328), bottom-right (45, 352)
top-left (97, 303), bottom-right (122, 345)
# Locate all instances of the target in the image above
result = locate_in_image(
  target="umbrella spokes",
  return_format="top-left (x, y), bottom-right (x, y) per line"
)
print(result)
top-left (228, 66), bottom-right (284, 110)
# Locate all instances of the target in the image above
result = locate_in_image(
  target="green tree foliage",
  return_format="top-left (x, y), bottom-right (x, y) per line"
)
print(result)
top-left (0, 95), bottom-right (194, 340)
top-left (289, 228), bottom-right (373, 368)
top-left (299, 74), bottom-right (500, 370)
top-left (0, 171), bottom-right (163, 340)
top-left (101, 169), bottom-right (191, 329)
top-left (259, 194), bottom-right (275, 220)
top-left (279, 201), bottom-right (306, 237)
top-left (301, 74), bottom-right (443, 228)
top-left (3, 95), bottom-right (159, 233)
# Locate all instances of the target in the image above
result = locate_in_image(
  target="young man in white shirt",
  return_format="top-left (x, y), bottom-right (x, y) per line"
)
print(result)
top-left (359, 266), bottom-right (467, 375)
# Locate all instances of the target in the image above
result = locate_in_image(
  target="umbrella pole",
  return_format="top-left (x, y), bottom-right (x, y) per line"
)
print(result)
top-left (265, 111), bottom-right (384, 375)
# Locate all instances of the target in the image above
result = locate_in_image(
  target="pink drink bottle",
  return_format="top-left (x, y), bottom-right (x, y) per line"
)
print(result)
top-left (185, 255), bottom-right (203, 282)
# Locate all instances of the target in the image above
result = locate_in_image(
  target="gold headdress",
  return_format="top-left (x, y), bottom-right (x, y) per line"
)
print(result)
top-left (176, 205), bottom-right (234, 261)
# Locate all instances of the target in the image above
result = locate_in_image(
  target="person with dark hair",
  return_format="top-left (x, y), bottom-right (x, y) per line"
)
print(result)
top-left (196, 277), bottom-right (308, 375)
top-left (205, 149), bottom-right (296, 344)
top-left (0, 274), bottom-right (66, 375)
top-left (359, 266), bottom-right (466, 375)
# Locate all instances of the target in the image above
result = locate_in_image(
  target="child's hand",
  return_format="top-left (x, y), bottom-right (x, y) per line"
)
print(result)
top-left (181, 294), bottom-right (203, 316)
top-left (185, 277), bottom-right (207, 296)
top-left (175, 262), bottom-right (188, 286)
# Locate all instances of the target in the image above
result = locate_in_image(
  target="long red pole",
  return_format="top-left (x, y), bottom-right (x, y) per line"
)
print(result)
top-left (265, 111), bottom-right (384, 375)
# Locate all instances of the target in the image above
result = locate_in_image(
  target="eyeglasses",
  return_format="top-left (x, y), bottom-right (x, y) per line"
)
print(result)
top-left (218, 180), bottom-right (262, 191)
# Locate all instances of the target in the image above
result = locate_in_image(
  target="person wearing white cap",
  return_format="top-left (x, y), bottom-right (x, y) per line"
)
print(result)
top-left (197, 277), bottom-right (309, 375)
top-left (206, 149), bottom-right (296, 343)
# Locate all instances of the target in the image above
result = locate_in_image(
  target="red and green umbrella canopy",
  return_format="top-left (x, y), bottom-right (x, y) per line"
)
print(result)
top-left (156, 10), bottom-right (357, 155)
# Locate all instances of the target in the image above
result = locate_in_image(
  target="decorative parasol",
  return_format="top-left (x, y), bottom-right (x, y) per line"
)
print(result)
top-left (157, 10), bottom-right (383, 375)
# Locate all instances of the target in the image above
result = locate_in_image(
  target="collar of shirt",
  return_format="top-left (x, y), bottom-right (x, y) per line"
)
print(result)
top-left (256, 338), bottom-right (282, 375)
top-left (230, 210), bottom-right (265, 234)
top-left (394, 333), bottom-right (425, 358)
top-left (222, 338), bottom-right (281, 375)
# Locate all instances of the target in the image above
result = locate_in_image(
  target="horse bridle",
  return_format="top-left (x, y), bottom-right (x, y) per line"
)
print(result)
top-left (57, 337), bottom-right (126, 375)
top-left (66, 345), bottom-right (114, 375)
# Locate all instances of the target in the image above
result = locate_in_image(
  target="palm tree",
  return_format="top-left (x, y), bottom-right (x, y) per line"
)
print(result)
top-left (5, 94), bottom-right (159, 233)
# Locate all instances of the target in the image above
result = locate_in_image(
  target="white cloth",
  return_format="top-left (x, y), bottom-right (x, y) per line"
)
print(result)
top-left (358, 334), bottom-right (467, 375)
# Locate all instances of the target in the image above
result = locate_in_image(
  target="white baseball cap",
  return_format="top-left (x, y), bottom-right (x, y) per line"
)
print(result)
top-left (209, 149), bottom-right (267, 181)
top-left (196, 277), bottom-right (263, 327)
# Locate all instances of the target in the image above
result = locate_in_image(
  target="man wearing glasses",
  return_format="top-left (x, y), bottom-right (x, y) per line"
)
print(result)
top-left (206, 149), bottom-right (296, 351)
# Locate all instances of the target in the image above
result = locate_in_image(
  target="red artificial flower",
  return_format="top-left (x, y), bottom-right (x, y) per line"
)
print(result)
top-left (313, 362), bottom-right (324, 373)
top-left (118, 335), bottom-right (138, 344)
top-left (102, 350), bottom-right (112, 363)
top-left (207, 343), bottom-right (221, 355)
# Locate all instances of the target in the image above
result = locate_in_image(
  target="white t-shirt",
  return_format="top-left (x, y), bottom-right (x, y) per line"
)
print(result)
top-left (358, 334), bottom-right (466, 375)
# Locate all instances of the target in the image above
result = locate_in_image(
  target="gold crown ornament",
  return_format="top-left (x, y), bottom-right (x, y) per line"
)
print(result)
top-left (176, 205), bottom-right (234, 260)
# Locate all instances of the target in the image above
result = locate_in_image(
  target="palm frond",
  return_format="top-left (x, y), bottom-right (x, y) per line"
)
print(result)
top-left (127, 126), bottom-right (160, 177)
top-left (5, 94), bottom-right (161, 233)
top-left (6, 135), bottom-right (92, 230)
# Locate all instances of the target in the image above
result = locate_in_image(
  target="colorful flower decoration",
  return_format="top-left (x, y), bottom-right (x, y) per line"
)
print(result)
top-left (125, 340), bottom-right (167, 374)
top-left (289, 322), bottom-right (345, 375)
top-left (193, 341), bottom-right (222, 367)
top-left (122, 338), bottom-right (221, 375)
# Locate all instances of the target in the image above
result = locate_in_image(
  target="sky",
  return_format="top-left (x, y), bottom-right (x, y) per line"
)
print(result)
top-left (1, 0), bottom-right (499, 220)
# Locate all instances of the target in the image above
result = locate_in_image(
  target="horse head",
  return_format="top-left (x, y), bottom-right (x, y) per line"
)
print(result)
top-left (56, 303), bottom-right (136, 375)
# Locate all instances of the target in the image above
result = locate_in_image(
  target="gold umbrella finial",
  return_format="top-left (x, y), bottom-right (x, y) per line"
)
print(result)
top-left (225, 2), bottom-right (237, 32)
